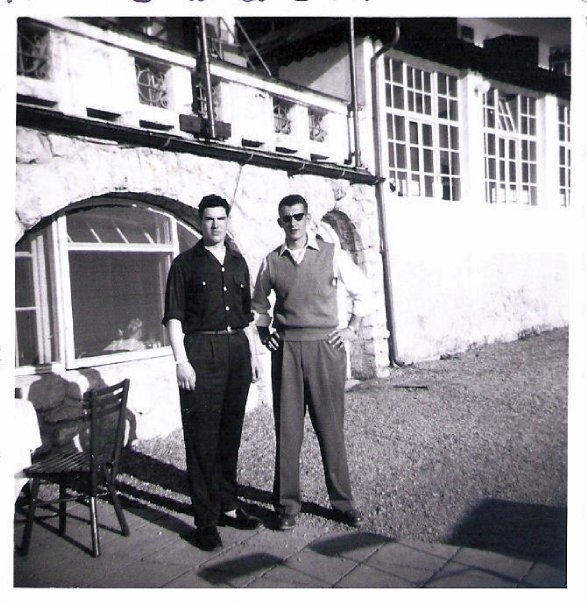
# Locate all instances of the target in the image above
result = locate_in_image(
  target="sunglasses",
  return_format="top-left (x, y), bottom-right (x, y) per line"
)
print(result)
top-left (280, 212), bottom-right (306, 224)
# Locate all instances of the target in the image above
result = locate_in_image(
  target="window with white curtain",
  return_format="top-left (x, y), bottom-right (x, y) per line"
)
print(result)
top-left (15, 201), bottom-right (199, 370)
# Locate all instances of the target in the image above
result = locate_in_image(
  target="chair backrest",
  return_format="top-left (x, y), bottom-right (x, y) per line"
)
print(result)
top-left (85, 379), bottom-right (130, 479)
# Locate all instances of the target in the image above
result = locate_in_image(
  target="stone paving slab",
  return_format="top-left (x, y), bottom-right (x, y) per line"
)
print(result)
top-left (335, 561), bottom-right (416, 588)
top-left (518, 562), bottom-right (567, 588)
top-left (365, 540), bottom-right (459, 585)
top-left (246, 563), bottom-right (330, 588)
top-left (283, 548), bottom-right (358, 585)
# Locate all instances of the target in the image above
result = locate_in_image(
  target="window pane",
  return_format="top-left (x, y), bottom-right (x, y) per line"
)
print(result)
top-left (396, 144), bottom-right (406, 169)
top-left (69, 251), bottom-right (171, 358)
top-left (178, 221), bottom-right (200, 253)
top-left (393, 85), bottom-right (404, 109)
top-left (439, 96), bottom-right (449, 119)
top-left (15, 256), bottom-right (35, 307)
top-left (385, 83), bottom-right (392, 107)
top-left (394, 115), bottom-right (405, 140)
top-left (67, 205), bottom-right (172, 245)
top-left (422, 124), bottom-right (433, 147)
top-left (423, 149), bottom-right (433, 172)
top-left (393, 60), bottom-right (403, 83)
top-left (410, 146), bottom-right (420, 171)
top-left (16, 311), bottom-right (39, 366)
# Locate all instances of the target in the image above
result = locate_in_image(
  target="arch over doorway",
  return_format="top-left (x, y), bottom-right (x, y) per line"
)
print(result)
top-left (317, 210), bottom-right (364, 380)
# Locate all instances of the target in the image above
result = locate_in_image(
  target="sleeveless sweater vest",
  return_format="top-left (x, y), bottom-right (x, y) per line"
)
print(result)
top-left (267, 240), bottom-right (338, 341)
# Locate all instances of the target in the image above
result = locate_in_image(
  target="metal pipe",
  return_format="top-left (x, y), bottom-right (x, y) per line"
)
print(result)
top-left (370, 21), bottom-right (406, 367)
top-left (199, 17), bottom-right (216, 140)
top-left (348, 17), bottom-right (362, 168)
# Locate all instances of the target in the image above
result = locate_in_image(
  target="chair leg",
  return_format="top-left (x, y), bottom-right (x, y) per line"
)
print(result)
top-left (20, 478), bottom-right (40, 556)
top-left (89, 495), bottom-right (101, 557)
top-left (58, 480), bottom-right (67, 535)
top-left (107, 483), bottom-right (130, 536)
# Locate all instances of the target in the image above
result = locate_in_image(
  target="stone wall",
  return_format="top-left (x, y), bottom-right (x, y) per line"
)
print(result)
top-left (15, 126), bottom-right (390, 450)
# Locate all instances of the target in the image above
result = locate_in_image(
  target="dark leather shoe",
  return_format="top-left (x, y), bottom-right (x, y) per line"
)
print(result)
top-left (194, 526), bottom-right (223, 551)
top-left (219, 507), bottom-right (261, 530)
top-left (335, 508), bottom-right (363, 527)
top-left (276, 513), bottom-right (297, 530)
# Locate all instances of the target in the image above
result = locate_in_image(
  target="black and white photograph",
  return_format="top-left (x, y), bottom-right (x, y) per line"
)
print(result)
top-left (2, 0), bottom-right (586, 599)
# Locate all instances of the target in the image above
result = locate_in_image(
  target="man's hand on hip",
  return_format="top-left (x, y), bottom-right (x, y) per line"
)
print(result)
top-left (327, 327), bottom-right (356, 349)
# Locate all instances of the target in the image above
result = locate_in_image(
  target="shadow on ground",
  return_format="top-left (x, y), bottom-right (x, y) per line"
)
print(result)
top-left (447, 498), bottom-right (567, 570)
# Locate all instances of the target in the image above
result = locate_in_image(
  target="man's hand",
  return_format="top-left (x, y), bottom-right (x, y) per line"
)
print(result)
top-left (257, 326), bottom-right (281, 351)
top-left (176, 360), bottom-right (196, 391)
top-left (327, 326), bottom-right (356, 349)
top-left (251, 356), bottom-right (261, 383)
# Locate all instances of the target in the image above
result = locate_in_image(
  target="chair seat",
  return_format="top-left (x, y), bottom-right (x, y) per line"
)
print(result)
top-left (25, 451), bottom-right (91, 476)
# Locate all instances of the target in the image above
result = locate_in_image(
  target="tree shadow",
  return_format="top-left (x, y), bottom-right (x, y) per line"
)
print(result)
top-left (446, 498), bottom-right (567, 571)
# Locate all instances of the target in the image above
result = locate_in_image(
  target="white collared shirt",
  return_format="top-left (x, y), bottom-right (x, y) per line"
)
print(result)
top-left (252, 233), bottom-right (372, 328)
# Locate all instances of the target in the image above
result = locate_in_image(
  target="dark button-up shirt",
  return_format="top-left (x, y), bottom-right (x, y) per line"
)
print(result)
top-left (162, 240), bottom-right (253, 334)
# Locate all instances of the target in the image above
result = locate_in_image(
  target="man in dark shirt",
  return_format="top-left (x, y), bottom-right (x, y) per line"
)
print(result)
top-left (162, 194), bottom-right (261, 551)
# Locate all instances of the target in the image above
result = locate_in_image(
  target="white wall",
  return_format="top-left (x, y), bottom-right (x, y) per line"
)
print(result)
top-left (384, 199), bottom-right (570, 363)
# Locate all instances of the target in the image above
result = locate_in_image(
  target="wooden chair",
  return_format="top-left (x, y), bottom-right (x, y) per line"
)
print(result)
top-left (19, 379), bottom-right (131, 557)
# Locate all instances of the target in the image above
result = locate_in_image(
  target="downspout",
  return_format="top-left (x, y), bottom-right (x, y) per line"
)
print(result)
top-left (348, 17), bottom-right (362, 168)
top-left (370, 21), bottom-right (406, 367)
top-left (199, 17), bottom-right (216, 140)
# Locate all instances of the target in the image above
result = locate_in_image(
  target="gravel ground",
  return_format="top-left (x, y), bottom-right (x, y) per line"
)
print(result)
top-left (119, 327), bottom-right (568, 566)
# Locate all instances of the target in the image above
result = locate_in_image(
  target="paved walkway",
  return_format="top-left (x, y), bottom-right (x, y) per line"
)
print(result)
top-left (13, 495), bottom-right (565, 589)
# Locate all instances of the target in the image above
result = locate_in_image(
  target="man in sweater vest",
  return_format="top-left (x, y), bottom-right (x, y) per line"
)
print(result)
top-left (252, 194), bottom-right (371, 530)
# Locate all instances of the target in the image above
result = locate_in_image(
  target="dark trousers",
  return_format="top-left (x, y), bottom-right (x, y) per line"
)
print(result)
top-left (271, 339), bottom-right (354, 516)
top-left (180, 331), bottom-right (252, 527)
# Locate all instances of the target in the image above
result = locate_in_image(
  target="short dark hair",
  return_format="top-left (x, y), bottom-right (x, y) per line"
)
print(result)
top-left (278, 194), bottom-right (308, 214)
top-left (198, 194), bottom-right (230, 218)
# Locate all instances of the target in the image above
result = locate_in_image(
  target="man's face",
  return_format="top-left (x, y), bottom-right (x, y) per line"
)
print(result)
top-left (201, 206), bottom-right (228, 246)
top-left (278, 203), bottom-right (309, 244)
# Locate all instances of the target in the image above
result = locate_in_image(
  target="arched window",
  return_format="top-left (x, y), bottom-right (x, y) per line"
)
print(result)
top-left (15, 200), bottom-right (199, 371)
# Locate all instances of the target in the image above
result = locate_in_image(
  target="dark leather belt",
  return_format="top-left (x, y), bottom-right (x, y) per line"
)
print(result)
top-left (195, 328), bottom-right (243, 335)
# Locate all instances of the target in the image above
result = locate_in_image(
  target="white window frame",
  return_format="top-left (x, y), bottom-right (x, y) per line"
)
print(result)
top-left (383, 53), bottom-right (462, 201)
top-left (15, 201), bottom-right (198, 375)
top-left (557, 101), bottom-right (571, 207)
top-left (482, 86), bottom-right (539, 205)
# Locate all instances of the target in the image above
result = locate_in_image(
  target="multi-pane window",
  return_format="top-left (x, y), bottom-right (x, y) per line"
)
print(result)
top-left (384, 58), bottom-right (461, 200)
top-left (17, 20), bottom-right (50, 80)
top-left (483, 88), bottom-right (537, 205)
top-left (15, 230), bottom-right (58, 367)
top-left (135, 58), bottom-right (169, 108)
top-left (15, 202), bottom-right (199, 369)
top-left (558, 102), bottom-right (571, 207)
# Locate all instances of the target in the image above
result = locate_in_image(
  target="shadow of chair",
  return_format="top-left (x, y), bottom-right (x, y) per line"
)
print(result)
top-left (18, 379), bottom-right (131, 558)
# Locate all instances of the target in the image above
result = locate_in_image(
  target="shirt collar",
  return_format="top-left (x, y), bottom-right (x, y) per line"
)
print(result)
top-left (193, 239), bottom-right (240, 258)
top-left (278, 232), bottom-right (321, 256)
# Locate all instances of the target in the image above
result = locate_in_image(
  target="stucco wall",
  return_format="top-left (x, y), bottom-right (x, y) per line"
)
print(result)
top-left (15, 126), bottom-right (390, 448)
top-left (384, 198), bottom-right (570, 363)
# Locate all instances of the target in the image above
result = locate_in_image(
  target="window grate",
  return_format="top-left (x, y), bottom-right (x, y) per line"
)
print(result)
top-left (309, 109), bottom-right (327, 142)
top-left (135, 58), bottom-right (169, 108)
top-left (273, 98), bottom-right (293, 135)
top-left (17, 22), bottom-right (50, 80)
